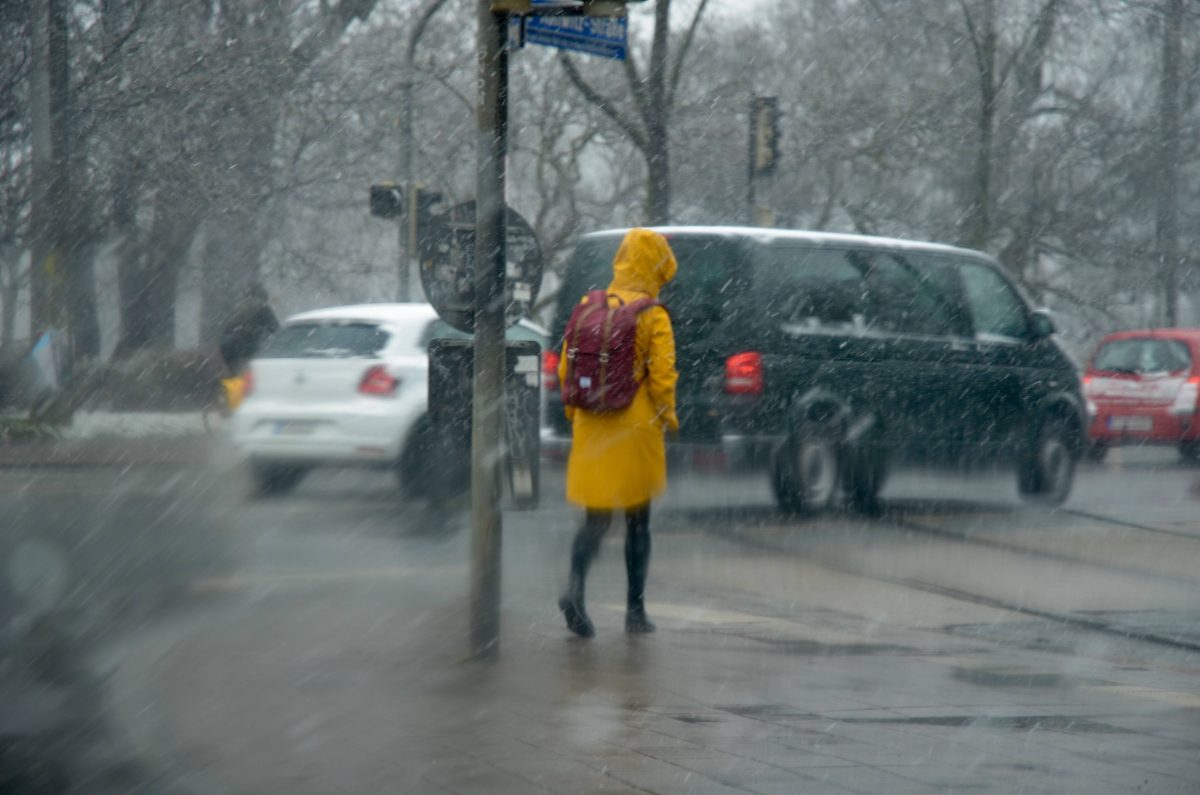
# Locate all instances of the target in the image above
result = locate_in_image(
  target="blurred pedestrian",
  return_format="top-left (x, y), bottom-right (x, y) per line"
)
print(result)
top-left (556, 228), bottom-right (680, 638)
top-left (218, 283), bottom-right (279, 376)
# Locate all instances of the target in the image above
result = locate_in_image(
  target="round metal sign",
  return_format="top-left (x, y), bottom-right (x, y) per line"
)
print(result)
top-left (418, 200), bottom-right (544, 334)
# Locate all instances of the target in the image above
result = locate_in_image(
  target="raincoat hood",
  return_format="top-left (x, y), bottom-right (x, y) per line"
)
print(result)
top-left (609, 228), bottom-right (678, 298)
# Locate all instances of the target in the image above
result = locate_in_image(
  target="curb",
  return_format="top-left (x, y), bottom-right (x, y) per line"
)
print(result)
top-left (0, 438), bottom-right (213, 467)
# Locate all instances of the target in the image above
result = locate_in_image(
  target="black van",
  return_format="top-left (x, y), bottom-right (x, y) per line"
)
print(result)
top-left (547, 227), bottom-right (1086, 511)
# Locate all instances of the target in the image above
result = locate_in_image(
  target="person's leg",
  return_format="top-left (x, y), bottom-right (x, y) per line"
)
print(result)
top-left (559, 510), bottom-right (611, 637)
top-left (624, 504), bottom-right (655, 633)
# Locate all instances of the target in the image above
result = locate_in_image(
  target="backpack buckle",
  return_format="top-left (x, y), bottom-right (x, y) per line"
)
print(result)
top-left (598, 353), bottom-right (610, 364)
top-left (566, 348), bottom-right (577, 360)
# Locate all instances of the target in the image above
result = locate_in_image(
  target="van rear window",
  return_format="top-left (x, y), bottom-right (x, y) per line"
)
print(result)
top-left (258, 323), bottom-right (389, 359)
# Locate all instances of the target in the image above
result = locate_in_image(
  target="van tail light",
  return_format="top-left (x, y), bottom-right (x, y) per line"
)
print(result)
top-left (543, 350), bottom-right (561, 392)
top-left (241, 368), bottom-right (255, 399)
top-left (359, 365), bottom-right (399, 397)
top-left (725, 352), bottom-right (764, 395)
top-left (1170, 375), bottom-right (1200, 415)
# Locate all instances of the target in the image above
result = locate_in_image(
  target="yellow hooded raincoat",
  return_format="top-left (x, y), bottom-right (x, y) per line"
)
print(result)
top-left (559, 228), bottom-right (680, 509)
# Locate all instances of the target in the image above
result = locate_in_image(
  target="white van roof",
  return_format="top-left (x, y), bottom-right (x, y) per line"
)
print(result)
top-left (584, 225), bottom-right (995, 262)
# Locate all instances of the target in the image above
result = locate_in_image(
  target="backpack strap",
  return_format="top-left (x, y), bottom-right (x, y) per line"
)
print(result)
top-left (625, 297), bottom-right (665, 317)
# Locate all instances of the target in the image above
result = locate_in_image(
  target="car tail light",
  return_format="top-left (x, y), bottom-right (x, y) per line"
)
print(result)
top-left (1170, 375), bottom-right (1200, 415)
top-left (241, 368), bottom-right (255, 398)
top-left (359, 365), bottom-right (399, 397)
top-left (725, 352), bottom-right (763, 395)
top-left (543, 350), bottom-right (561, 392)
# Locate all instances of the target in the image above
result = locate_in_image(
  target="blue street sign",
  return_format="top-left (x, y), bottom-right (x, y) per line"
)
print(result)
top-left (511, 7), bottom-right (628, 60)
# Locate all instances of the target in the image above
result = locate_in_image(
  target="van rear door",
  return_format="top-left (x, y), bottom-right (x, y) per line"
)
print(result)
top-left (550, 232), bottom-right (747, 444)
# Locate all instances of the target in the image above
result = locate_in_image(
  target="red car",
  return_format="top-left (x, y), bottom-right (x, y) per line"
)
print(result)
top-left (1083, 328), bottom-right (1200, 462)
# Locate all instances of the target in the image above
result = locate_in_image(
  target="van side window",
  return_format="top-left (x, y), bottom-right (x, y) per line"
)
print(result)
top-left (959, 262), bottom-right (1029, 341)
top-left (862, 253), bottom-right (957, 337)
top-left (757, 247), bottom-right (865, 330)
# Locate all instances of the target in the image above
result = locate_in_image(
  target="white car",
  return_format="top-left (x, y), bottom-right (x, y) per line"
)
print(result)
top-left (230, 303), bottom-right (548, 496)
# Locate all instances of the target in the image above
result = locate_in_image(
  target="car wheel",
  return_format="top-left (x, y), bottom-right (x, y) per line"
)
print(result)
top-left (842, 438), bottom-right (887, 515)
top-left (398, 416), bottom-right (434, 500)
top-left (251, 463), bottom-right (307, 497)
top-left (1180, 441), bottom-right (1200, 464)
top-left (1017, 420), bottom-right (1075, 507)
top-left (1084, 442), bottom-right (1108, 463)
top-left (772, 423), bottom-right (840, 515)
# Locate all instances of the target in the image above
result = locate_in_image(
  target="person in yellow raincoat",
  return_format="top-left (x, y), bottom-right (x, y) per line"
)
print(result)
top-left (557, 228), bottom-right (679, 638)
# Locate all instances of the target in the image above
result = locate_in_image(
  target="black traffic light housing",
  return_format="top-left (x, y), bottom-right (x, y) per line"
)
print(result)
top-left (750, 96), bottom-right (781, 177)
top-left (369, 183), bottom-right (404, 219)
top-left (370, 183), bottom-right (444, 225)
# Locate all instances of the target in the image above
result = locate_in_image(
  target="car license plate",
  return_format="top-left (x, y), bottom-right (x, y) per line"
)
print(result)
top-left (1108, 416), bottom-right (1152, 431)
top-left (273, 420), bottom-right (317, 435)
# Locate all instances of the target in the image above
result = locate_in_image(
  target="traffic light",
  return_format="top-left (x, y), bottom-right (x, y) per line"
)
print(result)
top-left (750, 96), bottom-right (781, 177)
top-left (369, 183), bottom-right (404, 219)
top-left (414, 187), bottom-right (444, 227)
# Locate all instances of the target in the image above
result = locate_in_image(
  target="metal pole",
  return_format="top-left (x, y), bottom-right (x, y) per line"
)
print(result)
top-left (746, 97), bottom-right (757, 226)
top-left (470, 0), bottom-right (508, 659)
top-left (399, 70), bottom-right (412, 301)
top-left (401, 0), bottom-right (451, 302)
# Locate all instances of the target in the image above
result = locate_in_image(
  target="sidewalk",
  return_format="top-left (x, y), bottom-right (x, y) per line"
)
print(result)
top-left (103, 508), bottom-right (1200, 795)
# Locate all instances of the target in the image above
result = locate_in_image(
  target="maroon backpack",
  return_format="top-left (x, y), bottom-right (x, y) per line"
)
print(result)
top-left (561, 290), bottom-right (663, 412)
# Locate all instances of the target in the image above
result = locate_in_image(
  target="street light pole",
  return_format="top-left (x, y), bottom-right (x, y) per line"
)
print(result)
top-left (400, 0), bottom-right (451, 302)
top-left (470, 0), bottom-right (509, 658)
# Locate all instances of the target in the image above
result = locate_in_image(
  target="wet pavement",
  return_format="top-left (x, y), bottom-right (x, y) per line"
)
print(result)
top-left (3, 440), bottom-right (1199, 793)
top-left (1, 438), bottom-right (233, 794)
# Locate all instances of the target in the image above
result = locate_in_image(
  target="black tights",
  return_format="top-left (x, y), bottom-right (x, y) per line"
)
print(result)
top-left (567, 504), bottom-right (652, 609)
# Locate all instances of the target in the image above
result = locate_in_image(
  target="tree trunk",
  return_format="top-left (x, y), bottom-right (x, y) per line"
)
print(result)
top-left (644, 121), bottom-right (671, 225)
top-left (28, 0), bottom-right (62, 337)
top-left (964, 0), bottom-right (996, 249)
top-left (114, 195), bottom-right (196, 356)
top-left (199, 211), bottom-right (266, 343)
top-left (643, 0), bottom-right (672, 225)
top-left (27, 0), bottom-right (99, 363)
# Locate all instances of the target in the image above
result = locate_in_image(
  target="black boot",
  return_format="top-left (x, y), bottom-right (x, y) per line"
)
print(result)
top-left (559, 572), bottom-right (594, 639)
top-left (624, 509), bottom-right (656, 634)
top-left (559, 512), bottom-right (608, 638)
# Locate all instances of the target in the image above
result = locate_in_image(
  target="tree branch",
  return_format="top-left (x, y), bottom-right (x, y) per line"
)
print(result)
top-left (957, 0), bottom-right (988, 80)
top-left (289, 0), bottom-right (379, 75)
top-left (666, 0), bottom-right (710, 111)
top-left (558, 51), bottom-right (647, 152)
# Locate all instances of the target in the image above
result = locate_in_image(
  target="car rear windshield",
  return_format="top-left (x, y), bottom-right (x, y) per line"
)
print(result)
top-left (257, 322), bottom-right (389, 359)
top-left (1092, 338), bottom-right (1192, 374)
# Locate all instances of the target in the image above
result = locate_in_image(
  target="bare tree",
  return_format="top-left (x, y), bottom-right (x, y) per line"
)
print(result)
top-left (558, 0), bottom-right (710, 224)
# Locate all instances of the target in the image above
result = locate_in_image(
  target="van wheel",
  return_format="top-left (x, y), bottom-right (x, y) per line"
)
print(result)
top-left (251, 463), bottom-right (307, 497)
top-left (1085, 442), bottom-right (1108, 463)
top-left (772, 424), bottom-right (840, 514)
top-left (842, 441), bottom-right (887, 515)
top-left (1181, 442), bottom-right (1200, 464)
top-left (398, 416), bottom-right (435, 500)
top-left (1017, 420), bottom-right (1075, 506)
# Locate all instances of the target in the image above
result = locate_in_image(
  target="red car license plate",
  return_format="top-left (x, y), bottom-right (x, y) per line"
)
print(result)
top-left (1108, 416), bottom-right (1152, 432)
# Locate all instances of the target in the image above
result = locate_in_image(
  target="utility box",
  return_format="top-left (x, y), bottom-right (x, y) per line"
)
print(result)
top-left (428, 338), bottom-right (541, 510)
